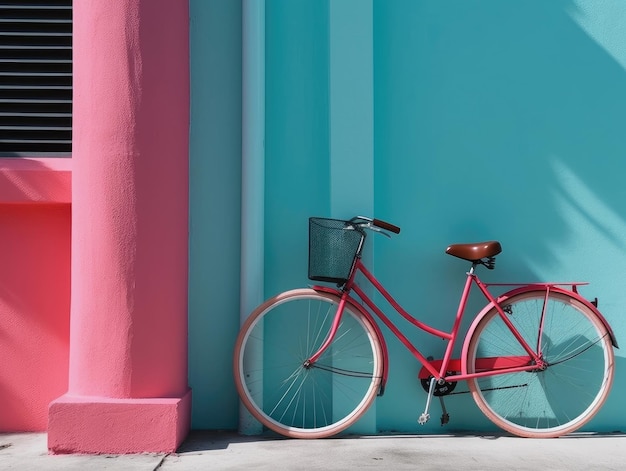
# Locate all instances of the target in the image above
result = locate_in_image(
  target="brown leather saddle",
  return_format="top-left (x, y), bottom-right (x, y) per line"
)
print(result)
top-left (445, 241), bottom-right (502, 262)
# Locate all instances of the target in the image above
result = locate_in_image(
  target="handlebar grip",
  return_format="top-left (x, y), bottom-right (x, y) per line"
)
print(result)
top-left (373, 218), bottom-right (401, 234)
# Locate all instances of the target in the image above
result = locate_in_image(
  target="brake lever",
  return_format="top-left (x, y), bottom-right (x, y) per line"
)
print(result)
top-left (366, 224), bottom-right (391, 238)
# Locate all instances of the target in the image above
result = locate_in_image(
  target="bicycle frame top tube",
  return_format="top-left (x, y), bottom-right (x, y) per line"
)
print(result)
top-left (308, 256), bottom-right (543, 381)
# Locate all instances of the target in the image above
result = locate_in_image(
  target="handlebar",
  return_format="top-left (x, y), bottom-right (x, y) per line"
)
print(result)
top-left (373, 218), bottom-right (401, 234)
top-left (350, 216), bottom-right (401, 235)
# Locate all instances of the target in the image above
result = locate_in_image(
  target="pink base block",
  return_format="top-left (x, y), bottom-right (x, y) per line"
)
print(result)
top-left (47, 389), bottom-right (192, 454)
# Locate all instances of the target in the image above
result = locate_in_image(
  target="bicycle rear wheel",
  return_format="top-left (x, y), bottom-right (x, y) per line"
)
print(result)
top-left (233, 288), bottom-right (383, 438)
top-left (466, 290), bottom-right (614, 438)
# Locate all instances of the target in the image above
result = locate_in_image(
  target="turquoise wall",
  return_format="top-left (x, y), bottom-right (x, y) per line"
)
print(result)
top-left (189, 0), bottom-right (242, 429)
top-left (373, 0), bottom-right (626, 432)
top-left (189, 0), bottom-right (626, 433)
top-left (265, 0), bottom-right (331, 297)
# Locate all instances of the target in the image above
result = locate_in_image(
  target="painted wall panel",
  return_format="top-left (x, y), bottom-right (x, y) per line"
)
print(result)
top-left (189, 0), bottom-right (626, 433)
top-left (265, 0), bottom-right (331, 297)
top-left (0, 203), bottom-right (70, 431)
top-left (373, 0), bottom-right (626, 432)
top-left (0, 159), bottom-right (71, 432)
top-left (188, 0), bottom-right (243, 429)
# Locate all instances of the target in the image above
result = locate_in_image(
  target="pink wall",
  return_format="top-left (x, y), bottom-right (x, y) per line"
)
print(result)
top-left (0, 0), bottom-right (191, 453)
top-left (0, 158), bottom-right (71, 432)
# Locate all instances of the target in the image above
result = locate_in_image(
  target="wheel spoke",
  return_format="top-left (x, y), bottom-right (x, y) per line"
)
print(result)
top-left (234, 290), bottom-right (382, 438)
top-left (466, 290), bottom-right (614, 438)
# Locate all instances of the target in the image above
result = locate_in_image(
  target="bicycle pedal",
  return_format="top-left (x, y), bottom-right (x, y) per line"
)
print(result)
top-left (440, 413), bottom-right (450, 426)
top-left (438, 396), bottom-right (449, 426)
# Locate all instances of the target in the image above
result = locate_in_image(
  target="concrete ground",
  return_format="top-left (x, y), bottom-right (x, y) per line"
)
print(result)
top-left (1, 430), bottom-right (625, 470)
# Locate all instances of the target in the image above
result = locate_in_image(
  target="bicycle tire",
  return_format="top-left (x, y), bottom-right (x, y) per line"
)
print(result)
top-left (465, 290), bottom-right (614, 438)
top-left (233, 288), bottom-right (383, 438)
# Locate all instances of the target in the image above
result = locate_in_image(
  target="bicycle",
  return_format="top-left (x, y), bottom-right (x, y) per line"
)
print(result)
top-left (233, 216), bottom-right (618, 439)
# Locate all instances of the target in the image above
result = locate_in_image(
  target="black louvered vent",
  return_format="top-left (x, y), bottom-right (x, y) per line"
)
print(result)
top-left (0, 0), bottom-right (72, 156)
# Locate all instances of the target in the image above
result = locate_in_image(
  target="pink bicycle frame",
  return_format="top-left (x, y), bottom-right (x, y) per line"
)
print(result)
top-left (307, 257), bottom-right (616, 391)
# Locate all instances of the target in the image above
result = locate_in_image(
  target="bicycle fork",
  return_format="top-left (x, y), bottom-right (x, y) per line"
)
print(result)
top-left (304, 294), bottom-right (349, 366)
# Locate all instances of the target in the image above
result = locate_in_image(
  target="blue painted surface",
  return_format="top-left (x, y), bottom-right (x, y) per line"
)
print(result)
top-left (189, 0), bottom-right (626, 433)
top-left (264, 0), bottom-right (330, 297)
top-left (373, 0), bottom-right (626, 432)
top-left (188, 0), bottom-right (242, 430)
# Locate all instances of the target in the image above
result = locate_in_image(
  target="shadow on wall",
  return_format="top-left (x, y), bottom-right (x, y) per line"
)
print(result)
top-left (0, 157), bottom-right (71, 202)
top-left (373, 0), bottom-right (626, 432)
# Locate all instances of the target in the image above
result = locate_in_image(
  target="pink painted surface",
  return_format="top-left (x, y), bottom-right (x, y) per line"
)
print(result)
top-left (0, 158), bottom-right (71, 203)
top-left (48, 390), bottom-right (192, 454)
top-left (0, 201), bottom-right (71, 431)
top-left (48, 0), bottom-right (191, 453)
top-left (68, 0), bottom-right (189, 399)
top-left (0, 158), bottom-right (71, 431)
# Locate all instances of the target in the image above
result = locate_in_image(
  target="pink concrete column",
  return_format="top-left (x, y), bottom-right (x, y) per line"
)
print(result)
top-left (48, 0), bottom-right (191, 454)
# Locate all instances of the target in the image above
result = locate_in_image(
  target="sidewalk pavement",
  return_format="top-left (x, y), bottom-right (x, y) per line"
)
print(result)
top-left (1, 430), bottom-right (625, 470)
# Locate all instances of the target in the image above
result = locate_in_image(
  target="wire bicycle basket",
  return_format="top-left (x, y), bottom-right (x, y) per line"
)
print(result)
top-left (308, 217), bottom-right (365, 284)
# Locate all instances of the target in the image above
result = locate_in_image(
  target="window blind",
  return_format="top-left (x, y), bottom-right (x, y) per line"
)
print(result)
top-left (0, 0), bottom-right (72, 156)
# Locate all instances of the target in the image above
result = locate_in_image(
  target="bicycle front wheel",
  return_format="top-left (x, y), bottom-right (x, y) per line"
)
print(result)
top-left (233, 288), bottom-right (383, 438)
top-left (466, 290), bottom-right (614, 438)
